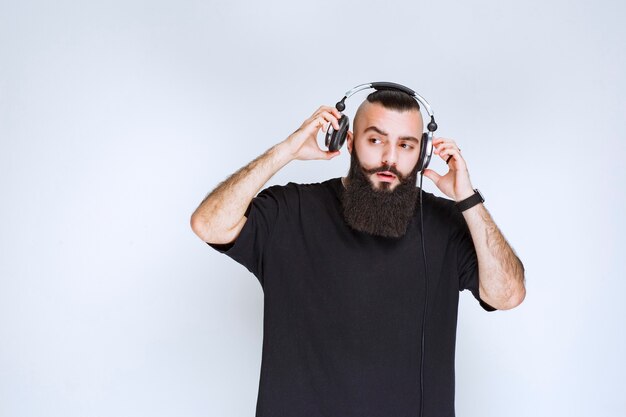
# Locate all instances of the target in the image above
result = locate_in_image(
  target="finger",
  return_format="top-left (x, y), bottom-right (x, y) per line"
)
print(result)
top-left (433, 139), bottom-right (461, 156)
top-left (434, 142), bottom-right (461, 155)
top-left (433, 137), bottom-right (457, 146)
top-left (315, 105), bottom-right (343, 121)
top-left (301, 116), bottom-right (326, 136)
top-left (438, 147), bottom-right (459, 160)
top-left (328, 106), bottom-right (343, 120)
top-left (439, 148), bottom-right (467, 169)
top-left (304, 107), bottom-right (328, 125)
top-left (422, 168), bottom-right (441, 183)
top-left (432, 137), bottom-right (448, 146)
top-left (438, 147), bottom-right (462, 163)
top-left (433, 139), bottom-right (458, 149)
top-left (318, 110), bottom-right (340, 130)
top-left (311, 149), bottom-right (340, 160)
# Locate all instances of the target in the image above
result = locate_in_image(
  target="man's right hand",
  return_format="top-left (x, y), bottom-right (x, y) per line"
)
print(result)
top-left (281, 105), bottom-right (344, 161)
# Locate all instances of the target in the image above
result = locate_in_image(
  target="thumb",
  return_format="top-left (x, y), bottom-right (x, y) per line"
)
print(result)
top-left (323, 150), bottom-right (341, 160)
top-left (422, 168), bottom-right (440, 184)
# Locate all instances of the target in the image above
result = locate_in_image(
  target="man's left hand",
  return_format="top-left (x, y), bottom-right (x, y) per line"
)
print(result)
top-left (423, 137), bottom-right (475, 201)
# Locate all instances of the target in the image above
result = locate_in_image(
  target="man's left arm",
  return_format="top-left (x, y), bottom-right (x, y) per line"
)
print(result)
top-left (424, 137), bottom-right (526, 310)
top-left (460, 202), bottom-right (526, 310)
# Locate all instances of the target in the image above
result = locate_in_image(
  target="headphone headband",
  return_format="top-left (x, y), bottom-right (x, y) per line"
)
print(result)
top-left (336, 81), bottom-right (437, 131)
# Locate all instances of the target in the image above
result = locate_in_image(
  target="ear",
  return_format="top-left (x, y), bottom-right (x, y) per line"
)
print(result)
top-left (347, 131), bottom-right (354, 154)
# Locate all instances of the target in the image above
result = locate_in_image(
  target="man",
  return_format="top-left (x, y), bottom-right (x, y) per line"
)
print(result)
top-left (191, 89), bottom-right (525, 417)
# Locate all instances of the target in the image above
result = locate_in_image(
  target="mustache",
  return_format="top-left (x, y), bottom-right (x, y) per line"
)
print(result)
top-left (361, 164), bottom-right (404, 179)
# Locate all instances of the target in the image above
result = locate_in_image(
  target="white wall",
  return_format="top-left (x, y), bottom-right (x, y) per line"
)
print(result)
top-left (1, 0), bottom-right (624, 416)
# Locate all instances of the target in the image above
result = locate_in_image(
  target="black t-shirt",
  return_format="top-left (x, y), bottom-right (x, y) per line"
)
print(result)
top-left (208, 178), bottom-right (494, 417)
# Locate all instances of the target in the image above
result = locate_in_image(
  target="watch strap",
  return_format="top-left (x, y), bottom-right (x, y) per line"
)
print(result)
top-left (456, 189), bottom-right (484, 212)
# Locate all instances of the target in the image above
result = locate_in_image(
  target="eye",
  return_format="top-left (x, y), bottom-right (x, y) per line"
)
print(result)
top-left (400, 142), bottom-right (414, 150)
top-left (369, 137), bottom-right (382, 144)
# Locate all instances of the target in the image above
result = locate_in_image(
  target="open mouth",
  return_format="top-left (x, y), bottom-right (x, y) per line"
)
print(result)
top-left (375, 171), bottom-right (397, 182)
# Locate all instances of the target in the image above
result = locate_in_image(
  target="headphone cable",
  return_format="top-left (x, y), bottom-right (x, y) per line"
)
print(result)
top-left (418, 171), bottom-right (429, 417)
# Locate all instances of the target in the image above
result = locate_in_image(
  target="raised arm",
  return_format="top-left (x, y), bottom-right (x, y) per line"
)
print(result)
top-left (423, 137), bottom-right (526, 310)
top-left (190, 106), bottom-right (343, 244)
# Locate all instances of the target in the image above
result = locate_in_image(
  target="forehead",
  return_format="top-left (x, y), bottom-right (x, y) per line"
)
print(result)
top-left (354, 101), bottom-right (423, 135)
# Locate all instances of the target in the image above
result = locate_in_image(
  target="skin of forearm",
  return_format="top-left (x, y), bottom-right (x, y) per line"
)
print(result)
top-left (462, 204), bottom-right (526, 310)
top-left (190, 142), bottom-right (293, 244)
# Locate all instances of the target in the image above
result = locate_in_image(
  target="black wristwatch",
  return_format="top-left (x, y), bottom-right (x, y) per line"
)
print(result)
top-left (455, 189), bottom-right (484, 212)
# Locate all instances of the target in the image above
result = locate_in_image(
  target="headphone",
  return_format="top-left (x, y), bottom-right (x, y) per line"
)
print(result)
top-left (325, 81), bottom-right (438, 172)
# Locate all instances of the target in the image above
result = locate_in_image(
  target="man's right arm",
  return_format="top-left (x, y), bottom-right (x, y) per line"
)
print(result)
top-left (190, 105), bottom-right (343, 244)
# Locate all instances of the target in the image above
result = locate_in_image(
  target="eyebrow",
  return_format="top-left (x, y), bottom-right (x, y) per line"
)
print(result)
top-left (363, 125), bottom-right (420, 143)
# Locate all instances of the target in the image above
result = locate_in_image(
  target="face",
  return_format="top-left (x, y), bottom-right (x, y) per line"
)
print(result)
top-left (339, 101), bottom-right (423, 238)
top-left (347, 101), bottom-right (423, 191)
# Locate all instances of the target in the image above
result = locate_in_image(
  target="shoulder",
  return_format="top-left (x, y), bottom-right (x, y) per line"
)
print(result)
top-left (418, 189), bottom-right (467, 229)
top-left (258, 178), bottom-right (341, 200)
top-left (419, 189), bottom-right (456, 215)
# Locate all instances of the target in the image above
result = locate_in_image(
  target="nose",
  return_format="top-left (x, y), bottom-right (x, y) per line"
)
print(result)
top-left (381, 143), bottom-right (398, 167)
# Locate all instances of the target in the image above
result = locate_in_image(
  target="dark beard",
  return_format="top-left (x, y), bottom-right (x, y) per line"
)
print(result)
top-left (340, 150), bottom-right (419, 238)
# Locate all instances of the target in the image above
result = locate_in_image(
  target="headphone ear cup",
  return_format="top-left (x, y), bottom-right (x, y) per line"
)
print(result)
top-left (325, 115), bottom-right (350, 151)
top-left (416, 132), bottom-right (433, 172)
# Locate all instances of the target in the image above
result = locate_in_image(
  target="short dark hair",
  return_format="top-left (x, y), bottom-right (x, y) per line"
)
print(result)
top-left (353, 89), bottom-right (421, 133)
top-left (365, 89), bottom-right (420, 112)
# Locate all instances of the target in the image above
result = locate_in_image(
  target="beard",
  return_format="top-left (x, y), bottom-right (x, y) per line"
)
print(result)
top-left (340, 149), bottom-right (420, 238)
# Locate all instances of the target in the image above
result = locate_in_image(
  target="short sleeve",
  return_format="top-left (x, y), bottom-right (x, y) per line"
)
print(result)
top-left (206, 185), bottom-right (285, 287)
top-left (452, 209), bottom-right (497, 312)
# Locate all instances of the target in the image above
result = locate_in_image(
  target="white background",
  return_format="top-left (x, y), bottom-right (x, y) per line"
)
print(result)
top-left (1, 0), bottom-right (625, 416)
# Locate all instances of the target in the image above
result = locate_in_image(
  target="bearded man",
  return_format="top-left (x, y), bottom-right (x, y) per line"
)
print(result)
top-left (191, 88), bottom-right (525, 417)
